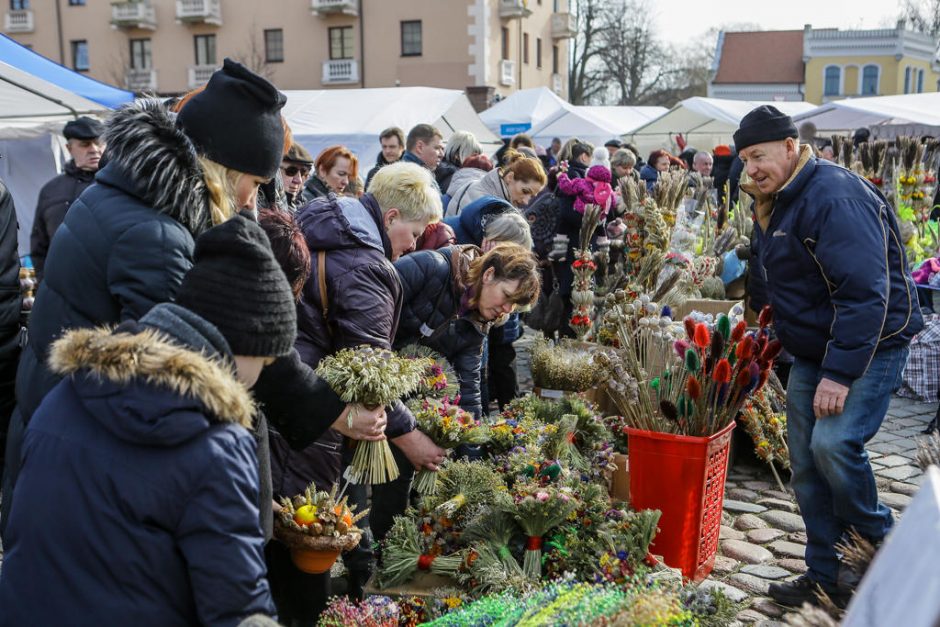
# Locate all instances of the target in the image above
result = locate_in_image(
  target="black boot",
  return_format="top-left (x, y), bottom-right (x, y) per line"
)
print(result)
top-left (768, 575), bottom-right (851, 609)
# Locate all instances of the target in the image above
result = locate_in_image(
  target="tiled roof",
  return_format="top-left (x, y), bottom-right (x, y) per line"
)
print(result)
top-left (712, 30), bottom-right (805, 85)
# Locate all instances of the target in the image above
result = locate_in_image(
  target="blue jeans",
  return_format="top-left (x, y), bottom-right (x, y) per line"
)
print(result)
top-left (786, 346), bottom-right (907, 587)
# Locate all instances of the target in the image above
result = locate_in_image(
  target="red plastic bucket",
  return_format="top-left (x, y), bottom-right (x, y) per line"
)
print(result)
top-left (627, 421), bottom-right (735, 581)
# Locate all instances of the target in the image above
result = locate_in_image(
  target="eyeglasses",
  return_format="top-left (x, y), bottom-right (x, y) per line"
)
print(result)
top-left (281, 165), bottom-right (311, 178)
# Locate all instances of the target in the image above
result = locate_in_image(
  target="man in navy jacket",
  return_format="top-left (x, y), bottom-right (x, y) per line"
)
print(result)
top-left (737, 106), bottom-right (922, 609)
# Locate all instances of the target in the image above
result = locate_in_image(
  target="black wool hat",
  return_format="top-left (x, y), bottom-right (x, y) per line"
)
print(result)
top-left (175, 214), bottom-right (297, 357)
top-left (604, 138), bottom-right (623, 148)
top-left (732, 105), bottom-right (799, 153)
top-left (63, 116), bottom-right (105, 140)
top-left (177, 58), bottom-right (287, 178)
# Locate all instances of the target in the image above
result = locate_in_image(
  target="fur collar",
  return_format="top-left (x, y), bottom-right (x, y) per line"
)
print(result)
top-left (48, 326), bottom-right (255, 428)
top-left (103, 98), bottom-right (211, 236)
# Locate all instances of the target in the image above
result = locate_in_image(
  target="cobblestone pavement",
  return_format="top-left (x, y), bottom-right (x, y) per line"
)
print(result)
top-left (514, 330), bottom-right (934, 624)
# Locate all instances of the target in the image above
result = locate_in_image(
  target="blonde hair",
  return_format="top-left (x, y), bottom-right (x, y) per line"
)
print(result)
top-left (367, 161), bottom-right (442, 224)
top-left (484, 211), bottom-right (533, 249)
top-left (198, 156), bottom-right (243, 225)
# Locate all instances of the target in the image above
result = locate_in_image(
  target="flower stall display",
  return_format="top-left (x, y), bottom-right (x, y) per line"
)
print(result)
top-left (274, 483), bottom-right (367, 574)
top-left (529, 336), bottom-right (605, 394)
top-left (316, 346), bottom-right (431, 484)
top-left (409, 398), bottom-right (489, 495)
top-left (377, 517), bottom-right (464, 589)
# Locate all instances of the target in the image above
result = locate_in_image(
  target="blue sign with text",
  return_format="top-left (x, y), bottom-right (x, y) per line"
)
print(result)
top-left (500, 123), bottom-right (532, 137)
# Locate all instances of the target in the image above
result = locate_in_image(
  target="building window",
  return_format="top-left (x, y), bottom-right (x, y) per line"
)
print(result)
top-left (400, 20), bottom-right (422, 57)
top-left (904, 66), bottom-right (912, 93)
top-left (71, 40), bottom-right (89, 71)
top-left (194, 34), bottom-right (216, 66)
top-left (68, 0), bottom-right (85, 5)
top-left (861, 65), bottom-right (878, 96)
top-left (536, 37), bottom-right (542, 68)
top-left (552, 44), bottom-right (559, 74)
top-left (129, 38), bottom-right (151, 70)
top-left (501, 27), bottom-right (509, 61)
top-left (264, 29), bottom-right (284, 63)
top-left (918, 69), bottom-right (925, 93)
top-left (329, 26), bottom-right (354, 60)
top-left (523, 33), bottom-right (529, 64)
top-left (10, 0), bottom-right (29, 10)
top-left (823, 66), bottom-right (840, 96)
top-left (554, 0), bottom-right (559, 10)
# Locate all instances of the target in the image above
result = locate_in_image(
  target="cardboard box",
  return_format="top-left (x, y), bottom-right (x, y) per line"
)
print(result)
top-left (609, 453), bottom-right (630, 503)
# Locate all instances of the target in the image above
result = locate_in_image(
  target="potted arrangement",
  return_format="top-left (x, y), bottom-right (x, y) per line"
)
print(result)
top-left (274, 483), bottom-right (367, 574)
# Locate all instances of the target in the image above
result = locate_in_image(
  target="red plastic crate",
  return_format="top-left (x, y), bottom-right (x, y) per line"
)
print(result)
top-left (627, 421), bottom-right (735, 581)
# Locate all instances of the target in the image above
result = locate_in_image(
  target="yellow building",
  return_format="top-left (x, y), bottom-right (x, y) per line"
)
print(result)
top-left (803, 22), bottom-right (940, 104)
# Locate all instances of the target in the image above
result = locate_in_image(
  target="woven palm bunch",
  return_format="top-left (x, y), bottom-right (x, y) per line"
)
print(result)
top-left (274, 520), bottom-right (362, 552)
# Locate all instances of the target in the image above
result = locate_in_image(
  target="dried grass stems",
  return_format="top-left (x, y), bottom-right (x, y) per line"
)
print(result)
top-left (917, 430), bottom-right (940, 470)
top-left (530, 336), bottom-right (604, 392)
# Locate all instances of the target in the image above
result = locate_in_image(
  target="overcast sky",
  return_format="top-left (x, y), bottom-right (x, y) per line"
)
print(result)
top-left (649, 0), bottom-right (902, 44)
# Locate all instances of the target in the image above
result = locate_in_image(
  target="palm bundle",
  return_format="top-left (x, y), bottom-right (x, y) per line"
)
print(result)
top-left (316, 345), bottom-right (431, 484)
top-left (500, 481), bottom-right (578, 578)
top-left (377, 516), bottom-right (464, 589)
top-left (398, 344), bottom-right (460, 401)
top-left (410, 398), bottom-right (489, 495)
top-left (422, 460), bottom-right (505, 522)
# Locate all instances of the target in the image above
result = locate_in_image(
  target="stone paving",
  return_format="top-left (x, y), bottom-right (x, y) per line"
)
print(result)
top-left (514, 330), bottom-right (934, 624)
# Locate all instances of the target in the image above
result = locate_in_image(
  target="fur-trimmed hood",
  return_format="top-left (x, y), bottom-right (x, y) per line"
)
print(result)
top-left (49, 326), bottom-right (256, 443)
top-left (100, 98), bottom-right (211, 236)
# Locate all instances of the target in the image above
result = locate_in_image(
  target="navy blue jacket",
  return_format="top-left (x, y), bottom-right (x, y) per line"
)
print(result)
top-left (394, 246), bottom-right (487, 417)
top-left (0, 304), bottom-right (274, 626)
top-left (746, 148), bottom-right (923, 385)
top-left (639, 163), bottom-right (659, 193)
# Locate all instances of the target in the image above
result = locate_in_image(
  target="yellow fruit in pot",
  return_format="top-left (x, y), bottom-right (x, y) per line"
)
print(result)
top-left (294, 504), bottom-right (317, 526)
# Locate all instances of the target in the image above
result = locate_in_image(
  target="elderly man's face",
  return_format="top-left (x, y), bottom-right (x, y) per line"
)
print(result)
top-left (694, 155), bottom-right (713, 176)
top-left (740, 138), bottom-right (800, 195)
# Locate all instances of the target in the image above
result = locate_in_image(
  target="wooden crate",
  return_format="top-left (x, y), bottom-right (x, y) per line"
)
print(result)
top-left (610, 453), bottom-right (630, 503)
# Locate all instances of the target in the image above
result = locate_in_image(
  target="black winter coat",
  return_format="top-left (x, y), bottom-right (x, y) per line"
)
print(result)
top-left (365, 152), bottom-right (391, 190)
top-left (30, 160), bottom-right (96, 280)
top-left (394, 246), bottom-right (488, 417)
top-left (272, 193), bottom-right (414, 498)
top-left (435, 161), bottom-right (459, 195)
top-left (302, 175), bottom-right (331, 204)
top-left (0, 178), bottom-right (20, 474)
top-left (0, 304), bottom-right (274, 626)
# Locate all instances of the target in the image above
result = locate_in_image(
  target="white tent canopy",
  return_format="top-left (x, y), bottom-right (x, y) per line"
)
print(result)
top-left (530, 105), bottom-right (668, 148)
top-left (479, 87), bottom-right (572, 138)
top-left (792, 92), bottom-right (940, 139)
top-left (282, 87), bottom-right (500, 166)
top-left (625, 97), bottom-right (816, 155)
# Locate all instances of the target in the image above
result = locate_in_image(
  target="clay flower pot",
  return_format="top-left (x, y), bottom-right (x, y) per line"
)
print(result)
top-left (290, 547), bottom-right (342, 574)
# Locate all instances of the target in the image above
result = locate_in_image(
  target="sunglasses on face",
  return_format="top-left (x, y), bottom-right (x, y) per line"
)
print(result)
top-left (281, 165), bottom-right (311, 178)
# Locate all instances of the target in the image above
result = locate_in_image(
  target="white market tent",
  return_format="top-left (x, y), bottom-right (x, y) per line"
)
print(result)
top-left (792, 92), bottom-right (940, 139)
top-left (625, 97), bottom-right (817, 155)
top-left (479, 87), bottom-right (572, 138)
top-left (282, 87), bottom-right (500, 167)
top-left (530, 105), bottom-right (668, 148)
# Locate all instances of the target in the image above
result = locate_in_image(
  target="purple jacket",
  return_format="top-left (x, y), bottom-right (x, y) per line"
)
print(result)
top-left (270, 193), bottom-right (415, 497)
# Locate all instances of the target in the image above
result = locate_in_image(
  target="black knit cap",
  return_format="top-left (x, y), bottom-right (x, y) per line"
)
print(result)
top-left (175, 214), bottom-right (297, 357)
top-left (177, 58), bottom-right (287, 178)
top-left (733, 105), bottom-right (799, 153)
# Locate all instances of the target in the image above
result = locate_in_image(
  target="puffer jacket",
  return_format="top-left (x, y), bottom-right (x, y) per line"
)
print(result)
top-left (394, 245), bottom-right (488, 417)
top-left (639, 163), bottom-right (659, 192)
top-left (273, 193), bottom-right (415, 498)
top-left (744, 145), bottom-right (923, 385)
top-left (30, 160), bottom-right (96, 280)
top-left (15, 99), bottom-right (210, 426)
top-left (447, 168), bottom-right (511, 217)
top-left (0, 303), bottom-right (274, 627)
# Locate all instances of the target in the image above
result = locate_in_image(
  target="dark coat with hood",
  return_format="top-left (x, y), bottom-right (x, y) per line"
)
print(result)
top-left (0, 304), bottom-right (274, 627)
top-left (365, 152), bottom-right (393, 190)
top-left (394, 245), bottom-right (489, 418)
top-left (271, 192), bottom-right (415, 498)
top-left (30, 160), bottom-right (96, 280)
top-left (712, 153), bottom-right (735, 206)
top-left (743, 146), bottom-right (923, 386)
top-left (435, 160), bottom-right (459, 195)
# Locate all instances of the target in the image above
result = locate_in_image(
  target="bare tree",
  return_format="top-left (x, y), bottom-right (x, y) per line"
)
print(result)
top-left (233, 26), bottom-right (274, 81)
top-left (903, 0), bottom-right (940, 37)
top-left (568, 0), bottom-right (610, 104)
top-left (598, 0), bottom-right (666, 105)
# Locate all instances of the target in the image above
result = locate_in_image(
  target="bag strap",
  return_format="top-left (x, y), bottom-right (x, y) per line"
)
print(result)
top-left (318, 250), bottom-right (332, 337)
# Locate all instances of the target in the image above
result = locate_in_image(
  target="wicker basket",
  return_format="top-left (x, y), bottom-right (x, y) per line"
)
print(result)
top-left (274, 518), bottom-right (362, 574)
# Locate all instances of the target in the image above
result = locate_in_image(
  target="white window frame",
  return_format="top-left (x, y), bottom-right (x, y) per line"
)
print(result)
top-left (823, 65), bottom-right (842, 97)
top-left (860, 64), bottom-right (879, 96)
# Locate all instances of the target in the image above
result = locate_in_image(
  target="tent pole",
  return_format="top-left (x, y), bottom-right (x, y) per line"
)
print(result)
top-left (0, 75), bottom-right (79, 120)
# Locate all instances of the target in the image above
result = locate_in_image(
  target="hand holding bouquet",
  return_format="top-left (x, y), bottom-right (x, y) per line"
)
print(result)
top-left (411, 398), bottom-right (489, 495)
